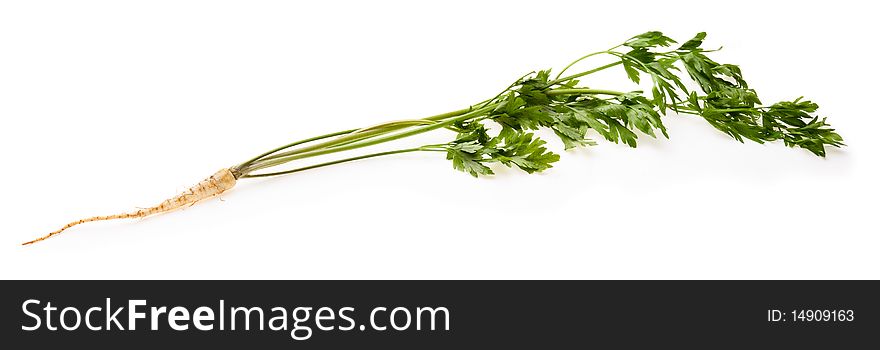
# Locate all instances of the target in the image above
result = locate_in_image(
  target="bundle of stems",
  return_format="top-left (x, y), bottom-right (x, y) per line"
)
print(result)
top-left (24, 31), bottom-right (843, 245)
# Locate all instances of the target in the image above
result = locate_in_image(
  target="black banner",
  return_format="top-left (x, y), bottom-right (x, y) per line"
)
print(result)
top-left (2, 281), bottom-right (877, 348)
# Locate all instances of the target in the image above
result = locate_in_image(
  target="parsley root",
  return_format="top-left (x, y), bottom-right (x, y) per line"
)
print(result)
top-left (23, 169), bottom-right (236, 245)
top-left (24, 31), bottom-right (843, 245)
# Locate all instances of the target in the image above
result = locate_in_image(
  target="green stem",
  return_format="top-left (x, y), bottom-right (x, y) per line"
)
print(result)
top-left (234, 129), bottom-right (357, 174)
top-left (546, 88), bottom-right (625, 96)
top-left (550, 61), bottom-right (623, 86)
top-left (256, 119), bottom-right (440, 163)
top-left (424, 106), bottom-right (479, 121)
top-left (236, 103), bottom-right (485, 174)
top-left (554, 51), bottom-right (617, 80)
top-left (351, 119), bottom-right (439, 134)
top-left (711, 107), bottom-right (766, 113)
top-left (673, 104), bottom-right (768, 114)
top-left (245, 113), bottom-right (464, 169)
top-left (606, 51), bottom-right (649, 71)
top-left (243, 103), bottom-right (500, 173)
top-left (241, 147), bottom-right (436, 178)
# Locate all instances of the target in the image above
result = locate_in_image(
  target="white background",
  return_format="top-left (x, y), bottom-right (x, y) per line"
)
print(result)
top-left (1, 1), bottom-right (876, 279)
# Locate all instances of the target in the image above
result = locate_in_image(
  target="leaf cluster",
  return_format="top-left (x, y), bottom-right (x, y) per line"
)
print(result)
top-left (616, 32), bottom-right (842, 156)
top-left (443, 122), bottom-right (559, 177)
top-left (441, 73), bottom-right (669, 177)
top-left (438, 31), bottom-right (842, 176)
